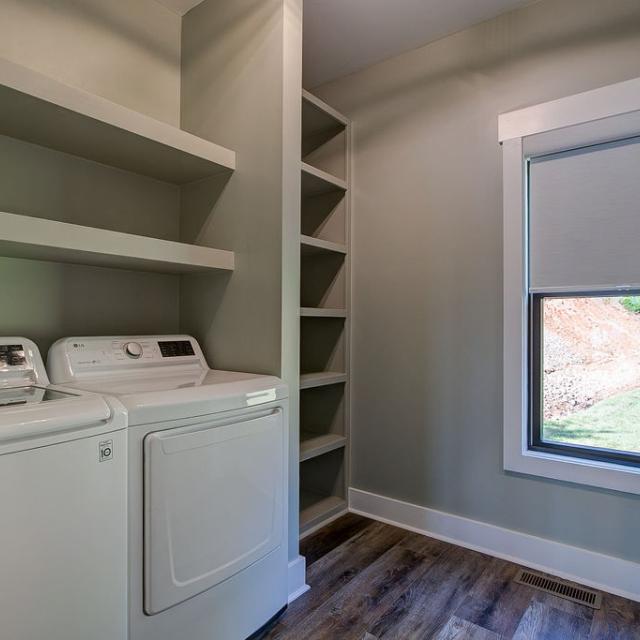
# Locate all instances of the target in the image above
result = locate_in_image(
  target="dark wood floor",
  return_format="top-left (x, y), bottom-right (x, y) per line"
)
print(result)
top-left (266, 514), bottom-right (640, 640)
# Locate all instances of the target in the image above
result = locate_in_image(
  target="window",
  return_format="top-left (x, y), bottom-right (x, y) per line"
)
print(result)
top-left (500, 77), bottom-right (640, 494)
top-left (526, 135), bottom-right (640, 470)
top-left (530, 293), bottom-right (640, 466)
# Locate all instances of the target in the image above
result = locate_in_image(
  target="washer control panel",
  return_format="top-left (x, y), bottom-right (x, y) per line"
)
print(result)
top-left (0, 344), bottom-right (27, 368)
top-left (0, 337), bottom-right (46, 387)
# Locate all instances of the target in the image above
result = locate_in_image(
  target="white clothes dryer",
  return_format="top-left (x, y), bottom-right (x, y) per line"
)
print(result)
top-left (48, 335), bottom-right (289, 640)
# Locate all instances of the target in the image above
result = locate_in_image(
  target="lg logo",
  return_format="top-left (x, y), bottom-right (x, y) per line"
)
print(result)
top-left (99, 440), bottom-right (113, 462)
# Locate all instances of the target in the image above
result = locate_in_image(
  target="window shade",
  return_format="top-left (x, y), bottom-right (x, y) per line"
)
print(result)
top-left (528, 137), bottom-right (640, 290)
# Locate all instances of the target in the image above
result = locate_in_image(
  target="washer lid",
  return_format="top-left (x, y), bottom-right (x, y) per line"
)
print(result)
top-left (0, 385), bottom-right (117, 451)
top-left (0, 386), bottom-right (76, 407)
top-left (65, 370), bottom-right (288, 425)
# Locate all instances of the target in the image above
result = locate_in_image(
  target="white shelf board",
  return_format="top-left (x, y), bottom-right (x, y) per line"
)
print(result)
top-left (300, 307), bottom-right (347, 318)
top-left (302, 89), bottom-right (348, 139)
top-left (0, 212), bottom-right (235, 274)
top-left (300, 432), bottom-right (347, 462)
top-left (299, 491), bottom-right (347, 535)
top-left (301, 162), bottom-right (347, 198)
top-left (0, 58), bottom-right (235, 184)
top-left (300, 235), bottom-right (347, 256)
top-left (300, 371), bottom-right (347, 390)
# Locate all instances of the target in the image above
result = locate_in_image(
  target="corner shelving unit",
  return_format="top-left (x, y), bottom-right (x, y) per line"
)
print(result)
top-left (0, 59), bottom-right (236, 273)
top-left (299, 89), bottom-right (351, 537)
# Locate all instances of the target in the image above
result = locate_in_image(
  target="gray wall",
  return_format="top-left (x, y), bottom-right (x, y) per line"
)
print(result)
top-left (180, 0), bottom-right (303, 560)
top-left (180, 0), bottom-right (286, 376)
top-left (317, 0), bottom-right (640, 562)
top-left (281, 0), bottom-right (304, 554)
top-left (0, 0), bottom-right (183, 352)
top-left (0, 135), bottom-right (181, 352)
top-left (0, 0), bottom-right (181, 124)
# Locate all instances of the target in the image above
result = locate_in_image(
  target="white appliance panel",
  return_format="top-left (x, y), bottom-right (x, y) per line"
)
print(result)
top-left (0, 430), bottom-right (127, 640)
top-left (144, 408), bottom-right (284, 615)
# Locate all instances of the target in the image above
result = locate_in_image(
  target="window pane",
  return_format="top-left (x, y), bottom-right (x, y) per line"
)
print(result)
top-left (542, 296), bottom-right (640, 455)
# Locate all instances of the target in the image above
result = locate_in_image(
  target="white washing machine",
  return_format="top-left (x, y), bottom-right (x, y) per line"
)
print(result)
top-left (0, 337), bottom-right (127, 640)
top-left (48, 335), bottom-right (289, 640)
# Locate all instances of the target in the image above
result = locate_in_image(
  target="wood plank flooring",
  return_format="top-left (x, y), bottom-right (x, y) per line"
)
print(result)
top-left (265, 514), bottom-right (640, 640)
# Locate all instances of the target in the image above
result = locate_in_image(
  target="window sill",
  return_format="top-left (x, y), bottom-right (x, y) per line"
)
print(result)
top-left (504, 438), bottom-right (640, 495)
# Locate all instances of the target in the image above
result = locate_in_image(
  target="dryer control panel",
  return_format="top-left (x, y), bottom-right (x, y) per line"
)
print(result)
top-left (47, 335), bottom-right (208, 383)
top-left (158, 340), bottom-right (195, 358)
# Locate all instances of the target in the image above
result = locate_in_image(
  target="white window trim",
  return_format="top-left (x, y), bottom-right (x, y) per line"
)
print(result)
top-left (501, 78), bottom-right (640, 495)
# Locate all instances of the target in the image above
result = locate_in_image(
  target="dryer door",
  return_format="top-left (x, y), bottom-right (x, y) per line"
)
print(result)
top-left (144, 408), bottom-right (284, 615)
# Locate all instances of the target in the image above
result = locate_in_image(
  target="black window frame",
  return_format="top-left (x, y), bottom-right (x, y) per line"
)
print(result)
top-left (528, 290), bottom-right (640, 468)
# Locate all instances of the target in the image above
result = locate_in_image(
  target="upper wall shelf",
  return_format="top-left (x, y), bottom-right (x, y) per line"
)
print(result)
top-left (302, 90), bottom-right (348, 140)
top-left (0, 212), bottom-right (235, 274)
top-left (301, 162), bottom-right (347, 198)
top-left (0, 59), bottom-right (236, 184)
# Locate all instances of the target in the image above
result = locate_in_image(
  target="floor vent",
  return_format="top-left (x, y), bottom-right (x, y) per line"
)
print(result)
top-left (514, 569), bottom-right (602, 609)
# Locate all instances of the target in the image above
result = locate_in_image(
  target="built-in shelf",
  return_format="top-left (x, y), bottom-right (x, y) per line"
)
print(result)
top-left (299, 91), bottom-right (350, 539)
top-left (300, 372), bottom-right (347, 390)
top-left (300, 235), bottom-right (347, 256)
top-left (301, 162), bottom-right (347, 198)
top-left (300, 308), bottom-right (347, 318)
top-left (0, 212), bottom-right (235, 274)
top-left (300, 432), bottom-right (347, 462)
top-left (302, 90), bottom-right (348, 140)
top-left (299, 491), bottom-right (347, 535)
top-left (0, 58), bottom-right (235, 184)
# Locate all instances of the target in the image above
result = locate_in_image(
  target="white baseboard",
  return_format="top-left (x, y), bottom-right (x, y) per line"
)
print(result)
top-left (349, 487), bottom-right (640, 603)
top-left (287, 555), bottom-right (310, 604)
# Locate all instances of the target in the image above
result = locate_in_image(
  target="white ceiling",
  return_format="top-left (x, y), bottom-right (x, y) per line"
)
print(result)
top-left (303, 0), bottom-right (533, 88)
top-left (154, 0), bottom-right (204, 16)
top-left (155, 0), bottom-right (533, 84)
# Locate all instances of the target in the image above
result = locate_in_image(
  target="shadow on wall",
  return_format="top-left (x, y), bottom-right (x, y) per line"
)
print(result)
top-left (179, 270), bottom-right (233, 358)
top-left (179, 171), bottom-right (235, 355)
top-left (180, 172), bottom-right (233, 245)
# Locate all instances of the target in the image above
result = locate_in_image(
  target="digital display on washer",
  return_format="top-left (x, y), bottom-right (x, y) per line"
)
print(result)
top-left (0, 344), bottom-right (26, 367)
top-left (158, 340), bottom-right (195, 358)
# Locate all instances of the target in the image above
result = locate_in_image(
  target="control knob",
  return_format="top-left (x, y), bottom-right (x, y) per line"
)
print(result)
top-left (124, 342), bottom-right (143, 359)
